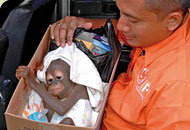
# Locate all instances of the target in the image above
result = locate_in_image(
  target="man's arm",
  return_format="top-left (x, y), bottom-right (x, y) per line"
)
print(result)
top-left (146, 81), bottom-right (190, 130)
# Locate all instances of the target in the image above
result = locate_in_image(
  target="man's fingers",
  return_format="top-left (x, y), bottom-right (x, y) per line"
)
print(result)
top-left (59, 23), bottom-right (67, 47)
top-left (54, 22), bottom-right (63, 46)
top-left (67, 29), bottom-right (74, 46)
top-left (78, 22), bottom-right (93, 30)
top-left (50, 24), bottom-right (55, 40)
top-left (67, 18), bottom-right (78, 45)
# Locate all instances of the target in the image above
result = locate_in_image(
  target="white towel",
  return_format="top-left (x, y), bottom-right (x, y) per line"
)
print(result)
top-left (22, 90), bottom-right (45, 119)
top-left (50, 99), bottom-right (98, 127)
top-left (37, 43), bottom-right (104, 109)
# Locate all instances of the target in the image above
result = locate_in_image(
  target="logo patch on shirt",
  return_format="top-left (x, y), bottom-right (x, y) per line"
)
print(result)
top-left (136, 68), bottom-right (151, 100)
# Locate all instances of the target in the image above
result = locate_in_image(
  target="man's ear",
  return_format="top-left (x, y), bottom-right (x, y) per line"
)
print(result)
top-left (166, 11), bottom-right (183, 31)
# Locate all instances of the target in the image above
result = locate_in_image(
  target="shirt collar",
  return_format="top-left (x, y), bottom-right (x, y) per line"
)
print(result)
top-left (144, 11), bottom-right (190, 66)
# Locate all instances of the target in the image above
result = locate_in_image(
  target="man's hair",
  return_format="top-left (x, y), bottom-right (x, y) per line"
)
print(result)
top-left (145, 0), bottom-right (190, 17)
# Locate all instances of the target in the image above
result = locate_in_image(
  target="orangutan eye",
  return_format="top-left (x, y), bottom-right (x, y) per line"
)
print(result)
top-left (56, 76), bottom-right (62, 80)
top-left (54, 70), bottom-right (64, 80)
top-left (48, 78), bottom-right (53, 83)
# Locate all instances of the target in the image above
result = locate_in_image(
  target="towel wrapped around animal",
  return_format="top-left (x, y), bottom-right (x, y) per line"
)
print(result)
top-left (22, 43), bottom-right (107, 127)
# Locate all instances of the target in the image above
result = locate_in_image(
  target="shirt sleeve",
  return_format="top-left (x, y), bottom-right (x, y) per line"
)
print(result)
top-left (146, 81), bottom-right (190, 130)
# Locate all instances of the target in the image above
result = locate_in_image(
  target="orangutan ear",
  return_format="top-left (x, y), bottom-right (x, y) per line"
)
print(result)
top-left (166, 11), bottom-right (183, 31)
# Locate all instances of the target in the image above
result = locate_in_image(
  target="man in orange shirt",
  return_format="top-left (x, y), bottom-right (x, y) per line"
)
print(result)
top-left (50, 0), bottom-right (190, 129)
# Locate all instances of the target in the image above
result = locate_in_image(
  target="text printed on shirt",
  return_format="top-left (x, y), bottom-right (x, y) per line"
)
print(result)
top-left (136, 68), bottom-right (151, 100)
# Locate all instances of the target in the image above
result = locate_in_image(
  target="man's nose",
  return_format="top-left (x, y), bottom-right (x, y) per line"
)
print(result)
top-left (117, 17), bottom-right (130, 32)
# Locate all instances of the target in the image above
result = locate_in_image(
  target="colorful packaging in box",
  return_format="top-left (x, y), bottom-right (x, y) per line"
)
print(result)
top-left (75, 32), bottom-right (111, 56)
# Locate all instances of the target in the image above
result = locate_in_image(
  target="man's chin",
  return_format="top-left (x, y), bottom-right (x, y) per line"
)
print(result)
top-left (127, 40), bottom-right (140, 47)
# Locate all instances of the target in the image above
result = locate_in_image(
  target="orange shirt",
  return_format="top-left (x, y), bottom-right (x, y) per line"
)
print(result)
top-left (103, 12), bottom-right (190, 130)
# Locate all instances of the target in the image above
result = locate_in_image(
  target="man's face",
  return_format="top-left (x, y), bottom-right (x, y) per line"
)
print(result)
top-left (116, 0), bottom-right (171, 48)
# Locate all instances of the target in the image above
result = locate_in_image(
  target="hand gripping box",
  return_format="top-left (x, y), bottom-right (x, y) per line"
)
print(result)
top-left (5, 26), bottom-right (120, 130)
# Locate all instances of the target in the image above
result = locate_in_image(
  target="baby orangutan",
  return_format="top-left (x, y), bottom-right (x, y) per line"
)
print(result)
top-left (16, 59), bottom-right (89, 125)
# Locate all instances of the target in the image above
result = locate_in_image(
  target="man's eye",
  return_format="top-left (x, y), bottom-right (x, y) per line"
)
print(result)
top-left (129, 19), bottom-right (138, 23)
top-left (128, 17), bottom-right (138, 23)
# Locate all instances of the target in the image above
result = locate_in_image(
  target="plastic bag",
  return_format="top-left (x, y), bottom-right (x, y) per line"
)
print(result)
top-left (73, 19), bottom-right (121, 82)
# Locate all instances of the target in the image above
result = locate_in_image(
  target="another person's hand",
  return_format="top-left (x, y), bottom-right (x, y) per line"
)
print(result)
top-left (50, 16), bottom-right (93, 47)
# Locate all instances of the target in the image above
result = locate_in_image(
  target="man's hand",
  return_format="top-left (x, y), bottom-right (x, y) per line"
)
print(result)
top-left (50, 16), bottom-right (93, 47)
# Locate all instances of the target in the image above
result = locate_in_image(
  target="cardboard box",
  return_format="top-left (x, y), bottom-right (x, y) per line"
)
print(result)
top-left (5, 26), bottom-right (119, 130)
